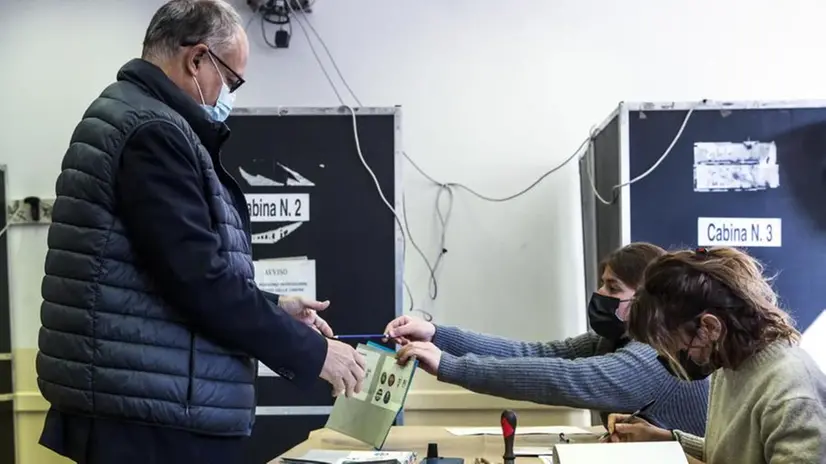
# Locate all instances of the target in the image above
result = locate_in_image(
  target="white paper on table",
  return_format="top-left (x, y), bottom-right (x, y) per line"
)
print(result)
top-left (538, 457), bottom-right (554, 464)
top-left (444, 426), bottom-right (592, 436)
top-left (552, 442), bottom-right (687, 464)
top-left (253, 258), bottom-right (316, 300)
top-left (513, 447), bottom-right (555, 456)
top-left (801, 309), bottom-right (826, 374)
top-left (283, 450), bottom-right (418, 464)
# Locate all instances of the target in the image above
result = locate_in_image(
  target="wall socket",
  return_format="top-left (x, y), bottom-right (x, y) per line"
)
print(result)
top-left (7, 197), bottom-right (55, 224)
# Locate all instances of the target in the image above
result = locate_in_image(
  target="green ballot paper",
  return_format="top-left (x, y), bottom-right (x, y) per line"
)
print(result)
top-left (325, 342), bottom-right (418, 449)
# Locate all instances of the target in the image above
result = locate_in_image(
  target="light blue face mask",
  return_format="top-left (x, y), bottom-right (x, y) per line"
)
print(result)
top-left (194, 54), bottom-right (236, 122)
top-left (204, 81), bottom-right (235, 122)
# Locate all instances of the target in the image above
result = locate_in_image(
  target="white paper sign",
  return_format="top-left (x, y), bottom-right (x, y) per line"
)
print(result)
top-left (246, 193), bottom-right (310, 222)
top-left (256, 259), bottom-right (317, 377)
top-left (697, 217), bottom-right (781, 247)
top-left (253, 259), bottom-right (316, 300)
top-left (693, 141), bottom-right (779, 192)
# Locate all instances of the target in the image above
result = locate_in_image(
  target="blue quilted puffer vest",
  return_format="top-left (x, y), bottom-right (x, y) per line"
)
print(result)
top-left (36, 60), bottom-right (257, 436)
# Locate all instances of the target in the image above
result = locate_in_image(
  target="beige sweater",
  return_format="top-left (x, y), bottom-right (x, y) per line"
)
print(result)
top-left (673, 341), bottom-right (826, 464)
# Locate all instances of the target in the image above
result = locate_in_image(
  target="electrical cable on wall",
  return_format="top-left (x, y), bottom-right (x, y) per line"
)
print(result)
top-left (583, 105), bottom-right (699, 205)
top-left (285, 2), bottom-right (431, 319)
top-left (285, 2), bottom-right (361, 107)
top-left (286, 1), bottom-right (598, 311)
top-left (284, 1), bottom-right (698, 318)
top-left (285, 1), bottom-right (590, 316)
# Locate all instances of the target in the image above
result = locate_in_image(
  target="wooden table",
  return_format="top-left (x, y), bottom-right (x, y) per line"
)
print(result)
top-left (274, 425), bottom-right (607, 464)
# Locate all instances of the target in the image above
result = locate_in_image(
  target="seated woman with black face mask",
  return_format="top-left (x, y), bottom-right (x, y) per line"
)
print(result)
top-left (607, 247), bottom-right (826, 464)
top-left (385, 243), bottom-right (709, 435)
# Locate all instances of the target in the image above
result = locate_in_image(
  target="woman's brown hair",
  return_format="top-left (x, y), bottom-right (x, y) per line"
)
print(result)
top-left (628, 247), bottom-right (799, 373)
top-left (598, 242), bottom-right (666, 289)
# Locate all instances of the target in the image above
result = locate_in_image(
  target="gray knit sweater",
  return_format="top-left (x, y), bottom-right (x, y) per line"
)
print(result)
top-left (673, 341), bottom-right (826, 463)
top-left (434, 325), bottom-right (709, 436)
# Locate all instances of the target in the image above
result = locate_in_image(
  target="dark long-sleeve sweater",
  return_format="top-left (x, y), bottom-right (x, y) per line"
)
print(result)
top-left (433, 325), bottom-right (709, 436)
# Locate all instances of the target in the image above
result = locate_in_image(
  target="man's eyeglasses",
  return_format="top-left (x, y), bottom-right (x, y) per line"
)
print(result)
top-left (207, 49), bottom-right (245, 93)
top-left (181, 42), bottom-right (245, 93)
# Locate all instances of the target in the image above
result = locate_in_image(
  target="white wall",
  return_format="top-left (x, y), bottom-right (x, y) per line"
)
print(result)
top-left (2, 0), bottom-right (826, 354)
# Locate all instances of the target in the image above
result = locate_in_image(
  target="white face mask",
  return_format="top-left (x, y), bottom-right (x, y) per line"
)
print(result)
top-left (193, 54), bottom-right (236, 122)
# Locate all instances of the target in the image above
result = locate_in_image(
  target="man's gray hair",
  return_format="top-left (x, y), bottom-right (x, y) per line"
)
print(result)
top-left (142, 0), bottom-right (243, 60)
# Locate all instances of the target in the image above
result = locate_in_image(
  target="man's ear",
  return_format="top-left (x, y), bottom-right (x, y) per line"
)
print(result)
top-left (184, 44), bottom-right (209, 76)
top-left (698, 313), bottom-right (723, 342)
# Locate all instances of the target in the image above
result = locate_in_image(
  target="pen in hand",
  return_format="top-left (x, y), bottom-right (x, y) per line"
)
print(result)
top-left (600, 399), bottom-right (657, 441)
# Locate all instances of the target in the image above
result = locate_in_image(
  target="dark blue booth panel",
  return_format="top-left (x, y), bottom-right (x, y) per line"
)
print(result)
top-left (628, 105), bottom-right (826, 332)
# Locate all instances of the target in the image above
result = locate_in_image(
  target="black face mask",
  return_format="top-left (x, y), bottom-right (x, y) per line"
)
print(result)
top-left (657, 350), bottom-right (714, 381)
top-left (588, 293), bottom-right (627, 341)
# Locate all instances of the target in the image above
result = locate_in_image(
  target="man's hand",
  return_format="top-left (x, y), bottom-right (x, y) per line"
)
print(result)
top-left (278, 295), bottom-right (333, 337)
top-left (320, 339), bottom-right (367, 397)
top-left (396, 341), bottom-right (442, 375)
top-left (383, 315), bottom-right (436, 345)
top-left (606, 413), bottom-right (673, 443)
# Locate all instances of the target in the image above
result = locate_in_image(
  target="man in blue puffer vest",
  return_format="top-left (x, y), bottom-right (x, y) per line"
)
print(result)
top-left (36, 1), bottom-right (366, 462)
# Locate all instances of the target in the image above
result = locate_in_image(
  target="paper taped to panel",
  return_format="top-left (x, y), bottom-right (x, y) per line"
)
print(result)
top-left (238, 163), bottom-right (315, 187)
top-left (255, 258), bottom-right (317, 377)
top-left (251, 222), bottom-right (303, 244)
top-left (254, 258), bottom-right (316, 299)
top-left (693, 141), bottom-right (779, 192)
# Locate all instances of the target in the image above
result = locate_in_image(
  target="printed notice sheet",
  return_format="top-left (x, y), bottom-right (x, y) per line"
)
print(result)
top-left (253, 258), bottom-right (316, 299)
top-left (325, 342), bottom-right (417, 449)
top-left (254, 258), bottom-right (316, 377)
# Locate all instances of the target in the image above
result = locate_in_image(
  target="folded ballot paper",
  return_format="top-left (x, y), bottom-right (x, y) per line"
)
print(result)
top-left (552, 441), bottom-right (688, 463)
top-left (282, 450), bottom-right (417, 464)
top-left (325, 342), bottom-right (418, 449)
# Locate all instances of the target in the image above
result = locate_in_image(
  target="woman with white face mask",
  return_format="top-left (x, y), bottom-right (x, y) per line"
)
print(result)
top-left (608, 247), bottom-right (826, 464)
top-left (386, 243), bottom-right (710, 436)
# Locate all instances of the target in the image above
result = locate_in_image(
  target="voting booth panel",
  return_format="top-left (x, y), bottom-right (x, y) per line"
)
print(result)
top-left (222, 107), bottom-right (403, 463)
top-left (0, 168), bottom-right (13, 464)
top-left (580, 101), bottom-right (826, 335)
